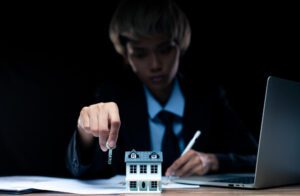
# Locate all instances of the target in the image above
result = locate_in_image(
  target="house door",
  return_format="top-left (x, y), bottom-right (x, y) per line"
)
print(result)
top-left (139, 181), bottom-right (148, 191)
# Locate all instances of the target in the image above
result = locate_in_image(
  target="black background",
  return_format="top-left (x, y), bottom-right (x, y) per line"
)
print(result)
top-left (0, 1), bottom-right (299, 176)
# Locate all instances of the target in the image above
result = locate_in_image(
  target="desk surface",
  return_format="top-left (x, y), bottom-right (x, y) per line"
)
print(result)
top-left (25, 185), bottom-right (300, 196)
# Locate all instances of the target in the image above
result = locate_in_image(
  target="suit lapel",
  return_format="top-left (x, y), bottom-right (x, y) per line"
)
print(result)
top-left (119, 81), bottom-right (151, 151)
top-left (179, 78), bottom-right (212, 151)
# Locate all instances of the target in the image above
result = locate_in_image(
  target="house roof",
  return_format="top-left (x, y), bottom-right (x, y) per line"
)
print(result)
top-left (125, 150), bottom-right (163, 163)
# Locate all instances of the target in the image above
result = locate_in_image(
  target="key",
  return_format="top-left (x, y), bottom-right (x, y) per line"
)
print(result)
top-left (106, 142), bottom-right (115, 165)
top-left (108, 148), bottom-right (113, 165)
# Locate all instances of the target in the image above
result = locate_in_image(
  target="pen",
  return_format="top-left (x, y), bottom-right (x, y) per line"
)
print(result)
top-left (166, 130), bottom-right (201, 179)
top-left (181, 130), bottom-right (201, 156)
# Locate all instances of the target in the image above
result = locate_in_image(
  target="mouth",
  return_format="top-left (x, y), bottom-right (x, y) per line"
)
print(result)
top-left (150, 75), bottom-right (165, 84)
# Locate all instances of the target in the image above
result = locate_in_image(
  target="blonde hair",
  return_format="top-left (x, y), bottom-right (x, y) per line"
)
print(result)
top-left (109, 0), bottom-right (191, 57)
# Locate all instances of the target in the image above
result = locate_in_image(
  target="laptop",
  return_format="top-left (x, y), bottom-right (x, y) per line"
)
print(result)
top-left (174, 76), bottom-right (300, 189)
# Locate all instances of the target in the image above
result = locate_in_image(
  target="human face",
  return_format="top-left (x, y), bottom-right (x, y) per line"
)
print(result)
top-left (125, 34), bottom-right (180, 100)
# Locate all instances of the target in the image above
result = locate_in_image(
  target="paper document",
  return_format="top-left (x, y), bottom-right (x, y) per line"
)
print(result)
top-left (0, 175), bottom-right (198, 194)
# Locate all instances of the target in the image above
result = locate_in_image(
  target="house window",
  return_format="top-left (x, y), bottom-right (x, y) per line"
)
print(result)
top-left (140, 165), bottom-right (147, 173)
top-left (150, 181), bottom-right (157, 191)
top-left (149, 152), bottom-right (160, 159)
top-left (130, 165), bottom-right (137, 173)
top-left (151, 165), bottom-right (158, 173)
top-left (129, 181), bottom-right (137, 191)
top-left (130, 153), bottom-right (137, 159)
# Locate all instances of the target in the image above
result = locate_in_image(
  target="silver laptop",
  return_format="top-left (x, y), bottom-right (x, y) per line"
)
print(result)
top-left (174, 76), bottom-right (300, 189)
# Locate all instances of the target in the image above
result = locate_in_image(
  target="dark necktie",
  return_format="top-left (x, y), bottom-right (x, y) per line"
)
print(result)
top-left (157, 111), bottom-right (180, 173)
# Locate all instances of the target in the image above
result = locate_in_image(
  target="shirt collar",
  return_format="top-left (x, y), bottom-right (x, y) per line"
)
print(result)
top-left (144, 79), bottom-right (185, 119)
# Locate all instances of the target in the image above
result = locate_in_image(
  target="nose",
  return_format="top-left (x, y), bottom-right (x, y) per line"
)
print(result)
top-left (149, 52), bottom-right (162, 72)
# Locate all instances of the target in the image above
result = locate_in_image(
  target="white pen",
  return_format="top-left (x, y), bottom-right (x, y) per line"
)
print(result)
top-left (181, 130), bottom-right (201, 156)
top-left (166, 130), bottom-right (201, 179)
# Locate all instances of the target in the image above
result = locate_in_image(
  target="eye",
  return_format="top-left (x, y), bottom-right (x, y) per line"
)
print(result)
top-left (132, 51), bottom-right (147, 59)
top-left (130, 48), bottom-right (148, 59)
top-left (158, 44), bottom-right (175, 55)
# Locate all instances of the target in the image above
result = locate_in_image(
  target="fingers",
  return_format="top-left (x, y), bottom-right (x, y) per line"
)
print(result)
top-left (189, 162), bottom-right (209, 176)
top-left (176, 153), bottom-right (202, 177)
top-left (165, 150), bottom-right (195, 176)
top-left (77, 107), bottom-right (95, 147)
top-left (97, 103), bottom-right (109, 151)
top-left (98, 102), bottom-right (120, 151)
top-left (77, 102), bottom-right (121, 152)
top-left (166, 150), bottom-right (218, 177)
top-left (78, 107), bottom-right (90, 133)
top-left (107, 104), bottom-right (121, 148)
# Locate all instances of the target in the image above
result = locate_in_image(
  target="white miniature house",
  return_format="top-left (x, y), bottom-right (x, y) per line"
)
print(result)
top-left (125, 150), bottom-right (163, 193)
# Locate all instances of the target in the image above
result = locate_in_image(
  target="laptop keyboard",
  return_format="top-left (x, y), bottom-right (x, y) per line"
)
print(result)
top-left (213, 176), bottom-right (254, 184)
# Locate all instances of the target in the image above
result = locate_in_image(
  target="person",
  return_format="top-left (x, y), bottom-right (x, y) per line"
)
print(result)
top-left (66, 0), bottom-right (257, 178)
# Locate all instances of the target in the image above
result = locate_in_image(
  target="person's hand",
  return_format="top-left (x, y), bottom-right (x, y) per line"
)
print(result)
top-left (77, 102), bottom-right (121, 152)
top-left (165, 150), bottom-right (219, 177)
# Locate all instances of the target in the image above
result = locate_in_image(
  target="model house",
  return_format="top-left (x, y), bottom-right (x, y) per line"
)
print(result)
top-left (125, 150), bottom-right (163, 193)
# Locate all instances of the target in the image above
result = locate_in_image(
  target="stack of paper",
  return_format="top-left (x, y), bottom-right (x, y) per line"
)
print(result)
top-left (0, 175), bottom-right (199, 194)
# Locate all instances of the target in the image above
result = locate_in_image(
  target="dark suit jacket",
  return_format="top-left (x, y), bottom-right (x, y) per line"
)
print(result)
top-left (66, 71), bottom-right (257, 178)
